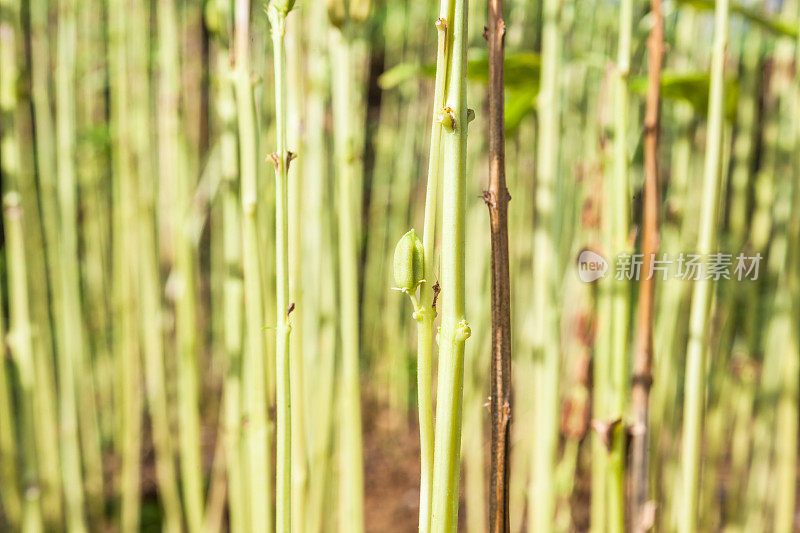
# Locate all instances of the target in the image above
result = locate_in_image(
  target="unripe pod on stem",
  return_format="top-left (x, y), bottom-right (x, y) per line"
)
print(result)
top-left (393, 229), bottom-right (425, 294)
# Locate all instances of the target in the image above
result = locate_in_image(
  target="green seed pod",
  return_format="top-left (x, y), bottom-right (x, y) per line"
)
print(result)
top-left (393, 229), bottom-right (425, 293)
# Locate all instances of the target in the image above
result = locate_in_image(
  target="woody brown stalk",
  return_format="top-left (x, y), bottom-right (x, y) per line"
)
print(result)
top-left (631, 0), bottom-right (662, 530)
top-left (484, 0), bottom-right (511, 530)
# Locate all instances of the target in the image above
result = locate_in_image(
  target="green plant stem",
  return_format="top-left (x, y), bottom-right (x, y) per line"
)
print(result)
top-left (679, 0), bottom-right (728, 530)
top-left (3, 195), bottom-right (44, 533)
top-left (430, 0), bottom-right (469, 527)
top-left (417, 10), bottom-right (451, 532)
top-left (54, 0), bottom-right (90, 529)
top-left (774, 22), bottom-right (800, 533)
top-left (108, 0), bottom-right (144, 529)
top-left (650, 12), bottom-right (695, 524)
top-left (331, 26), bottom-right (366, 533)
top-left (0, 4), bottom-right (34, 527)
top-left (0, 273), bottom-right (20, 528)
top-left (26, 0), bottom-right (66, 524)
top-left (128, 1), bottom-right (182, 529)
top-left (0, 4), bottom-right (22, 527)
top-left (285, 13), bottom-right (308, 533)
top-left (606, 0), bottom-right (634, 529)
top-left (303, 4), bottom-right (335, 529)
top-left (222, 71), bottom-right (248, 533)
top-left (157, 1), bottom-right (205, 529)
top-left (211, 7), bottom-right (248, 529)
top-left (268, 6), bottom-right (294, 532)
top-left (463, 218), bottom-right (489, 533)
top-left (73, 3), bottom-right (107, 523)
top-left (133, 1), bottom-right (182, 525)
top-left (529, 0), bottom-right (560, 529)
top-left (234, 1), bottom-right (272, 529)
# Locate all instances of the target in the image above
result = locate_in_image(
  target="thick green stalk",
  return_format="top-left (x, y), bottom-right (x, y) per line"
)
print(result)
top-left (592, 71), bottom-right (613, 533)
top-left (330, 26), bottom-right (365, 533)
top-left (303, 3), bottom-right (335, 528)
top-left (73, 4), bottom-right (107, 522)
top-left (54, 0), bottom-right (89, 529)
top-left (108, 0), bottom-right (142, 528)
top-left (157, 1), bottom-right (205, 529)
top-left (284, 12), bottom-right (308, 533)
top-left (0, 273), bottom-right (20, 527)
top-left (774, 223), bottom-right (799, 533)
top-left (529, 0), bottom-right (561, 529)
top-left (77, 0), bottom-right (115, 451)
top-left (463, 215), bottom-right (489, 533)
top-left (679, 0), bottom-right (728, 530)
top-left (57, 27), bottom-right (106, 527)
top-left (606, 0), bottom-right (633, 529)
top-left (0, 4), bottom-right (22, 526)
top-left (211, 7), bottom-right (249, 529)
top-left (713, 29), bottom-right (760, 523)
top-left (132, 0), bottom-right (182, 525)
top-left (234, 1), bottom-right (272, 529)
top-left (3, 195), bottom-right (44, 533)
top-left (774, 22), bottom-right (800, 533)
top-left (27, 0), bottom-right (65, 523)
top-left (0, 6), bottom-right (35, 527)
top-left (650, 12), bottom-right (696, 524)
top-left (268, 3), bottom-right (295, 531)
top-left (221, 62), bottom-right (249, 533)
top-left (429, 0), bottom-right (469, 528)
top-left (129, 0), bottom-right (182, 529)
top-left (416, 10), bottom-right (451, 532)
top-left (138, 191), bottom-right (182, 533)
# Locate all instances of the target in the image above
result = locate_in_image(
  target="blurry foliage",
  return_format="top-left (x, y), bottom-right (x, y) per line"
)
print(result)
top-left (381, 52), bottom-right (741, 133)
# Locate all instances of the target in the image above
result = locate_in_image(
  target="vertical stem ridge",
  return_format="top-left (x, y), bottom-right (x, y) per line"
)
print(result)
top-left (268, 3), bottom-right (295, 531)
top-left (417, 7), bottom-right (453, 532)
top-left (430, 0), bottom-right (469, 528)
top-left (680, 0), bottom-right (728, 530)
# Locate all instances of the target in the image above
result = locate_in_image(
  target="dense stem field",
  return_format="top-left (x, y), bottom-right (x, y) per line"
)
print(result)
top-left (0, 0), bottom-right (799, 531)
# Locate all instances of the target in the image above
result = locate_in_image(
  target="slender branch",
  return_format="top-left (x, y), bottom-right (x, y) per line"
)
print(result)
top-left (268, 2), bottom-right (296, 531)
top-left (485, 0), bottom-right (511, 530)
top-left (680, 0), bottom-right (729, 530)
top-left (630, 0), bottom-right (662, 530)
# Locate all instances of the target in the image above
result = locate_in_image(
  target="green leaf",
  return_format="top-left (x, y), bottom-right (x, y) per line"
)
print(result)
top-left (378, 52), bottom-right (541, 91)
top-left (631, 71), bottom-right (739, 120)
top-left (464, 52), bottom-right (541, 90)
top-left (379, 52), bottom-right (542, 133)
top-left (378, 63), bottom-right (432, 90)
top-left (505, 88), bottom-right (538, 133)
top-left (677, 0), bottom-right (797, 38)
